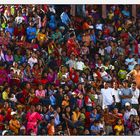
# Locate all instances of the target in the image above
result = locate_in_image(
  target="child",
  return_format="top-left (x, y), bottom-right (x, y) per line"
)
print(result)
top-left (47, 118), bottom-right (55, 136)
top-left (114, 119), bottom-right (124, 135)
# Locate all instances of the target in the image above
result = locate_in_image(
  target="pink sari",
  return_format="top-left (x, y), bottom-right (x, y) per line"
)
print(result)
top-left (26, 112), bottom-right (42, 135)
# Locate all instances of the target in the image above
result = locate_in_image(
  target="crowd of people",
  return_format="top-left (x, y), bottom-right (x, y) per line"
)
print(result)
top-left (0, 5), bottom-right (140, 136)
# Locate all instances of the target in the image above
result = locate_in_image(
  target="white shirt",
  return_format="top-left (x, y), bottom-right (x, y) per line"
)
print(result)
top-left (76, 61), bottom-right (85, 71)
top-left (98, 48), bottom-right (105, 56)
top-left (124, 108), bottom-right (138, 124)
top-left (125, 58), bottom-right (136, 71)
top-left (105, 46), bottom-right (112, 54)
top-left (15, 16), bottom-right (24, 24)
top-left (101, 88), bottom-right (114, 107)
top-left (131, 88), bottom-right (139, 104)
top-left (28, 57), bottom-right (38, 69)
top-left (100, 71), bottom-right (108, 77)
top-left (112, 88), bottom-right (121, 103)
top-left (96, 24), bottom-right (103, 30)
top-left (66, 59), bottom-right (76, 69)
top-left (0, 50), bottom-right (5, 61)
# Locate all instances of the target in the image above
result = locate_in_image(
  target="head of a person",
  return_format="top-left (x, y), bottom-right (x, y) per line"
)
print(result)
top-left (113, 108), bottom-right (118, 114)
top-left (116, 119), bottom-right (122, 125)
top-left (129, 114), bottom-right (134, 121)
top-left (125, 102), bottom-right (131, 111)
top-left (104, 82), bottom-right (109, 89)
top-left (29, 21), bottom-right (34, 27)
top-left (122, 80), bottom-right (128, 88)
top-left (92, 108), bottom-right (97, 114)
top-left (11, 112), bottom-right (17, 120)
top-left (38, 84), bottom-right (43, 91)
top-left (56, 107), bottom-right (61, 113)
top-left (131, 82), bottom-right (136, 90)
top-left (113, 82), bottom-right (118, 89)
top-left (25, 82), bottom-right (31, 90)
top-left (65, 106), bottom-right (71, 113)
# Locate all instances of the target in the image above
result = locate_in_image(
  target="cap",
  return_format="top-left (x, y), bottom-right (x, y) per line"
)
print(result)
top-left (20, 126), bottom-right (26, 130)
top-left (11, 111), bottom-right (17, 116)
top-left (2, 130), bottom-right (8, 136)
top-left (125, 102), bottom-right (131, 107)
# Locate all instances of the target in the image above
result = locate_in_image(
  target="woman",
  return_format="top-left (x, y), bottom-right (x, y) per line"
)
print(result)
top-left (35, 84), bottom-right (46, 98)
top-left (5, 49), bottom-right (14, 65)
top-left (62, 106), bottom-right (74, 130)
top-left (32, 63), bottom-right (43, 84)
top-left (37, 27), bottom-right (47, 47)
top-left (132, 115), bottom-right (140, 135)
top-left (23, 65), bottom-right (33, 82)
top-left (10, 62), bottom-right (21, 87)
top-left (114, 119), bottom-right (124, 135)
top-left (26, 105), bottom-right (43, 135)
top-left (2, 87), bottom-right (10, 101)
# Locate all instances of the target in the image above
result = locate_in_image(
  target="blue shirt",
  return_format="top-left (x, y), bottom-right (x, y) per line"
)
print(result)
top-left (122, 10), bottom-right (130, 17)
top-left (120, 88), bottom-right (132, 106)
top-left (60, 12), bottom-right (70, 25)
top-left (5, 27), bottom-right (14, 37)
top-left (90, 113), bottom-right (100, 121)
top-left (90, 34), bottom-right (96, 44)
top-left (50, 95), bottom-right (56, 106)
top-left (90, 125), bottom-right (100, 135)
top-left (26, 26), bottom-right (37, 41)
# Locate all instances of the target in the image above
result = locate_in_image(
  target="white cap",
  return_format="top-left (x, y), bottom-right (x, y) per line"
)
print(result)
top-left (125, 102), bottom-right (131, 107)
top-left (2, 130), bottom-right (8, 136)
top-left (11, 111), bottom-right (17, 116)
top-left (20, 126), bottom-right (26, 130)
top-left (71, 92), bottom-right (76, 95)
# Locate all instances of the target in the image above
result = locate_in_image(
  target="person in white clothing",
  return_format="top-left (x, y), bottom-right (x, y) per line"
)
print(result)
top-left (112, 82), bottom-right (121, 110)
top-left (125, 54), bottom-right (137, 71)
top-left (0, 47), bottom-right (5, 62)
top-left (101, 82), bottom-right (114, 111)
top-left (123, 102), bottom-right (138, 124)
top-left (28, 53), bottom-right (38, 69)
top-left (15, 12), bottom-right (25, 24)
top-left (100, 67), bottom-right (112, 82)
top-left (66, 54), bottom-right (76, 69)
top-left (75, 56), bottom-right (85, 71)
top-left (130, 82), bottom-right (140, 110)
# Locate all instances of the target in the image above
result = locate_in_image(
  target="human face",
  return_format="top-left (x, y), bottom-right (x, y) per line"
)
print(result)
top-left (118, 119), bottom-right (122, 125)
top-left (113, 82), bottom-right (118, 89)
top-left (26, 83), bottom-right (31, 89)
top-left (66, 106), bottom-right (70, 113)
top-left (104, 83), bottom-right (109, 89)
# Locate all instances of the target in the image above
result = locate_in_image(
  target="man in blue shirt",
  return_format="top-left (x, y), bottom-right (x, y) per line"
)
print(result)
top-left (60, 9), bottom-right (71, 26)
top-left (5, 22), bottom-right (14, 38)
top-left (90, 120), bottom-right (101, 135)
top-left (120, 80), bottom-right (132, 107)
top-left (26, 21), bottom-right (37, 42)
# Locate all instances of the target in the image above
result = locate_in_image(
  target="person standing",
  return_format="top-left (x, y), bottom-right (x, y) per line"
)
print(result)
top-left (101, 82), bottom-right (114, 111)
top-left (119, 80), bottom-right (132, 107)
top-left (130, 82), bottom-right (139, 110)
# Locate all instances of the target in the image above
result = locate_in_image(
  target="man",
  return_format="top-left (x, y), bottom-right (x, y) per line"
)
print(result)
top-left (60, 8), bottom-right (71, 26)
top-left (26, 21), bottom-right (37, 42)
top-left (28, 53), bottom-right (38, 69)
top-left (66, 54), bottom-right (76, 69)
top-left (101, 82), bottom-right (114, 111)
top-left (130, 82), bottom-right (139, 110)
top-left (119, 80), bottom-right (132, 107)
top-left (112, 82), bottom-right (121, 110)
top-left (5, 22), bottom-right (14, 38)
top-left (125, 53), bottom-right (137, 71)
top-left (75, 56), bottom-right (85, 71)
top-left (9, 112), bottom-right (20, 135)
top-left (123, 102), bottom-right (138, 124)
